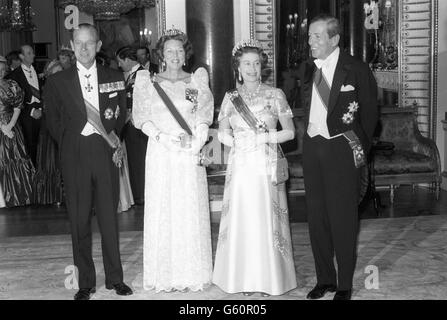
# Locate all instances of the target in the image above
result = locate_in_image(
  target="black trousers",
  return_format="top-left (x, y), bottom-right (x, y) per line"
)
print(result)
top-left (123, 122), bottom-right (147, 203)
top-left (303, 133), bottom-right (360, 290)
top-left (61, 134), bottom-right (123, 288)
top-left (19, 102), bottom-right (41, 166)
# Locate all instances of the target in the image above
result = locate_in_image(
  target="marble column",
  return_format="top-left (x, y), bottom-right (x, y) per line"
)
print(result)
top-left (185, 0), bottom-right (234, 105)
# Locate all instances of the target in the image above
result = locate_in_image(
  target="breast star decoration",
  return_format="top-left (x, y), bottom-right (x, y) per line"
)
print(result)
top-left (342, 101), bottom-right (359, 125)
top-left (104, 108), bottom-right (114, 120)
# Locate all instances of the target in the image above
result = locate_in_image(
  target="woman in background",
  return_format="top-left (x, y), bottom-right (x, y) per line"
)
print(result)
top-left (34, 61), bottom-right (65, 205)
top-left (0, 55), bottom-right (35, 207)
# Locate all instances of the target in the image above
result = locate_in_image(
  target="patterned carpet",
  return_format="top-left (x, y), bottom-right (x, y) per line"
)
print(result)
top-left (1, 215), bottom-right (446, 300)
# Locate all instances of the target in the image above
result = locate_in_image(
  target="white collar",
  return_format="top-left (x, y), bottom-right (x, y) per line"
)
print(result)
top-left (76, 61), bottom-right (97, 74)
top-left (129, 63), bottom-right (141, 75)
top-left (314, 47), bottom-right (340, 69)
top-left (21, 63), bottom-right (34, 71)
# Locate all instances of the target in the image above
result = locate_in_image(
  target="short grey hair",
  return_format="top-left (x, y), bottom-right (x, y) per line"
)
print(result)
top-left (310, 13), bottom-right (340, 39)
top-left (72, 23), bottom-right (100, 42)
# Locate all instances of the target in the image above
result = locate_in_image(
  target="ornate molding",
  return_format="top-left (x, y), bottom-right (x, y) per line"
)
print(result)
top-left (250, 0), bottom-right (276, 86)
top-left (156, 0), bottom-right (166, 37)
top-left (399, 0), bottom-right (438, 139)
top-left (431, 0), bottom-right (438, 139)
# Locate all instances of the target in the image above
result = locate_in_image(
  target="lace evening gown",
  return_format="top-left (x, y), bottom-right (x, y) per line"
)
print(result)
top-left (0, 79), bottom-right (35, 207)
top-left (212, 86), bottom-right (297, 295)
top-left (132, 68), bottom-right (214, 292)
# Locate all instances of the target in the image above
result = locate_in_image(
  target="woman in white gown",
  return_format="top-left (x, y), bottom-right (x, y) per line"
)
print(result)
top-left (213, 40), bottom-right (297, 296)
top-left (132, 29), bottom-right (214, 292)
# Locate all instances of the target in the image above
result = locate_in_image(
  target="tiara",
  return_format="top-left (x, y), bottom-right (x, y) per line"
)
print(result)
top-left (163, 26), bottom-right (186, 37)
top-left (232, 39), bottom-right (263, 56)
top-left (59, 44), bottom-right (73, 52)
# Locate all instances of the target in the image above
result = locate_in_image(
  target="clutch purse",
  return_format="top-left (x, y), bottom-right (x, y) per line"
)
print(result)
top-left (270, 145), bottom-right (289, 185)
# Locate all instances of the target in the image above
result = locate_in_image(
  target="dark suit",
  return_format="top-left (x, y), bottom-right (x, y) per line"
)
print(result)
top-left (299, 50), bottom-right (378, 290)
top-left (122, 65), bottom-right (148, 204)
top-left (6, 66), bottom-right (42, 165)
top-left (43, 64), bottom-right (127, 288)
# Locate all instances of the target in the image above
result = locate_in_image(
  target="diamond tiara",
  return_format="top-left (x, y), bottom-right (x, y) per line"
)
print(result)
top-left (163, 26), bottom-right (186, 37)
top-left (232, 39), bottom-right (263, 56)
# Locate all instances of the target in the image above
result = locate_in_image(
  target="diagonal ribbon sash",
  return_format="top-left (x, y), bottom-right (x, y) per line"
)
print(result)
top-left (313, 67), bottom-right (330, 110)
top-left (227, 91), bottom-right (265, 131)
top-left (83, 99), bottom-right (123, 168)
top-left (29, 85), bottom-right (41, 101)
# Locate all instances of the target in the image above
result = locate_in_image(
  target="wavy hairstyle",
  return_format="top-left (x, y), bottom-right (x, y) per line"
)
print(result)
top-left (232, 46), bottom-right (268, 84)
top-left (155, 32), bottom-right (193, 63)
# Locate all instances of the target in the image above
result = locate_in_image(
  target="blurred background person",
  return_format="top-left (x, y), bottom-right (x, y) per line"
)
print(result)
top-left (136, 46), bottom-right (158, 73)
top-left (33, 60), bottom-right (65, 206)
top-left (6, 44), bottom-right (43, 166)
top-left (6, 50), bottom-right (21, 74)
top-left (0, 55), bottom-right (35, 207)
top-left (115, 45), bottom-right (147, 206)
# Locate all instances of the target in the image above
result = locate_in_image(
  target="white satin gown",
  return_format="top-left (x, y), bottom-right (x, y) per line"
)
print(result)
top-left (132, 68), bottom-right (214, 292)
top-left (212, 87), bottom-right (297, 295)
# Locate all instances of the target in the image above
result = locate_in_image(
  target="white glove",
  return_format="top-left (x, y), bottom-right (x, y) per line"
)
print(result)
top-left (217, 129), bottom-right (234, 147)
top-left (158, 133), bottom-right (184, 152)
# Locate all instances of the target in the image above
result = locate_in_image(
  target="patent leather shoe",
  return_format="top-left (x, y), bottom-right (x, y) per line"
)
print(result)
top-left (333, 289), bottom-right (352, 300)
top-left (74, 287), bottom-right (96, 300)
top-left (306, 284), bottom-right (337, 300)
top-left (106, 282), bottom-right (133, 296)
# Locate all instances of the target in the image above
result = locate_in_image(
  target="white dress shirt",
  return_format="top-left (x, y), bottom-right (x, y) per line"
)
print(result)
top-left (77, 61), bottom-right (100, 136)
top-left (308, 47), bottom-right (341, 139)
top-left (127, 63), bottom-right (141, 81)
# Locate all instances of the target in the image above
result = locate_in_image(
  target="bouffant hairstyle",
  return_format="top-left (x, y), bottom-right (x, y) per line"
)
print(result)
top-left (115, 46), bottom-right (138, 62)
top-left (155, 33), bottom-right (193, 63)
top-left (232, 46), bottom-right (268, 84)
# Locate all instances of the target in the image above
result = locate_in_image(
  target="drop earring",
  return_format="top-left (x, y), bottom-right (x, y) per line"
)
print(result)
top-left (238, 72), bottom-right (242, 82)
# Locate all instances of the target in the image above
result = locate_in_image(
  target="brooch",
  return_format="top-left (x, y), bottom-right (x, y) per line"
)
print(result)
top-left (342, 101), bottom-right (359, 125)
top-left (185, 88), bottom-right (199, 113)
top-left (104, 108), bottom-right (114, 120)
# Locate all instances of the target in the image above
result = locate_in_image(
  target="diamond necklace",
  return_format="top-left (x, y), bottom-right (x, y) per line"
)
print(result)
top-left (241, 82), bottom-right (262, 104)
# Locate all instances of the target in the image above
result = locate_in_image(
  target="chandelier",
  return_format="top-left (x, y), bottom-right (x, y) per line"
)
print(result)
top-left (57, 0), bottom-right (155, 20)
top-left (0, 0), bottom-right (37, 32)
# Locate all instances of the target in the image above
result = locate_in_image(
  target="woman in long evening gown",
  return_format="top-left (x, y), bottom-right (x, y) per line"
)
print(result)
top-left (212, 41), bottom-right (297, 296)
top-left (132, 30), bottom-right (214, 292)
top-left (34, 61), bottom-right (64, 205)
top-left (0, 57), bottom-right (35, 207)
